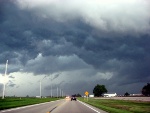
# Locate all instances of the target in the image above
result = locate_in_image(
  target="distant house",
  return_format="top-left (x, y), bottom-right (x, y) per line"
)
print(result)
top-left (103, 93), bottom-right (117, 97)
top-left (36, 96), bottom-right (41, 98)
top-left (89, 95), bottom-right (94, 97)
top-left (130, 94), bottom-right (142, 96)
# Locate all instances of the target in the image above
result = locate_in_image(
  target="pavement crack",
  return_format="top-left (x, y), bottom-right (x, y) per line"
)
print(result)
top-left (49, 101), bottom-right (65, 113)
top-left (49, 106), bottom-right (57, 112)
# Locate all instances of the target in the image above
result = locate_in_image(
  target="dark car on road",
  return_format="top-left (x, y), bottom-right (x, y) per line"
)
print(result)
top-left (71, 95), bottom-right (76, 101)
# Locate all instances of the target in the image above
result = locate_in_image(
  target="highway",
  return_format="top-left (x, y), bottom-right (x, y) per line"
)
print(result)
top-left (0, 99), bottom-right (107, 113)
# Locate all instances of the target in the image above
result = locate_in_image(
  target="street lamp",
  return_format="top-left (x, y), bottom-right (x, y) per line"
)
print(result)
top-left (2, 60), bottom-right (8, 99)
top-left (39, 76), bottom-right (47, 98)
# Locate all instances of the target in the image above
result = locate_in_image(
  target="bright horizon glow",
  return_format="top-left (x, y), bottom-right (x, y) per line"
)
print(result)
top-left (0, 75), bottom-right (9, 84)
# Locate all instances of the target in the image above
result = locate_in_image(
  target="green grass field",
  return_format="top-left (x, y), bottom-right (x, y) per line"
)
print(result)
top-left (78, 98), bottom-right (150, 113)
top-left (0, 97), bottom-right (60, 110)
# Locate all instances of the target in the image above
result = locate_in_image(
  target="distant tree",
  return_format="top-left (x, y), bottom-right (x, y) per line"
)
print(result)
top-left (124, 92), bottom-right (130, 96)
top-left (142, 83), bottom-right (150, 96)
top-left (76, 93), bottom-right (81, 97)
top-left (93, 84), bottom-right (107, 97)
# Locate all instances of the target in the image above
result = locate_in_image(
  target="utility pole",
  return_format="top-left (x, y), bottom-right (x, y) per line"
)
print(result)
top-left (51, 83), bottom-right (52, 97)
top-left (2, 60), bottom-right (8, 99)
top-left (57, 87), bottom-right (58, 98)
top-left (50, 75), bottom-right (53, 98)
top-left (60, 89), bottom-right (61, 97)
top-left (62, 90), bottom-right (63, 97)
top-left (39, 76), bottom-right (47, 98)
top-left (40, 81), bottom-right (41, 98)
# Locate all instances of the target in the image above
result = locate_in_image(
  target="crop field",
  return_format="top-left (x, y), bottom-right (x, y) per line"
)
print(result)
top-left (79, 97), bottom-right (150, 113)
top-left (0, 97), bottom-right (60, 110)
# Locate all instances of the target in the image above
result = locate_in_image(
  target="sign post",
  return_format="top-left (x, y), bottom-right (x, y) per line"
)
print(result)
top-left (85, 91), bottom-right (89, 101)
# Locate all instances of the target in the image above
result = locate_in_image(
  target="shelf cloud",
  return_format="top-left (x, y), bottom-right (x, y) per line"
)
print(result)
top-left (0, 0), bottom-right (150, 96)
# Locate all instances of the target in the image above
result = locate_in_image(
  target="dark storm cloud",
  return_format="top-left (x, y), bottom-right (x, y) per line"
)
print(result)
top-left (8, 82), bottom-right (16, 87)
top-left (24, 54), bottom-right (90, 75)
top-left (0, 0), bottom-right (150, 95)
top-left (51, 73), bottom-right (61, 81)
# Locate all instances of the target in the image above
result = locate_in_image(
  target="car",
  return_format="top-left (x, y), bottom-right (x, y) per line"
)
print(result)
top-left (71, 96), bottom-right (76, 101)
top-left (65, 96), bottom-right (70, 100)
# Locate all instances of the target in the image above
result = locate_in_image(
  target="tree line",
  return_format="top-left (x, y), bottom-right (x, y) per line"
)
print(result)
top-left (93, 83), bottom-right (150, 96)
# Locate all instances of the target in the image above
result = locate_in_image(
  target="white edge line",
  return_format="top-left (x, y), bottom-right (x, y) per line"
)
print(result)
top-left (1, 99), bottom-right (61, 113)
top-left (78, 100), bottom-right (101, 113)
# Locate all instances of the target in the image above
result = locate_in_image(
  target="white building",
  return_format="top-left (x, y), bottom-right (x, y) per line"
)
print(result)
top-left (103, 93), bottom-right (117, 97)
top-left (89, 95), bottom-right (94, 97)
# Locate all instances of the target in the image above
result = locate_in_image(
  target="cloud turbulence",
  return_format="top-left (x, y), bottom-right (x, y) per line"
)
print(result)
top-left (0, 0), bottom-right (150, 96)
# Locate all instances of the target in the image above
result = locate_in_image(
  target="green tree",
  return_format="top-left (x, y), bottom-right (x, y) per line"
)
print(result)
top-left (124, 92), bottom-right (130, 96)
top-left (76, 93), bottom-right (81, 97)
top-left (93, 84), bottom-right (107, 97)
top-left (142, 83), bottom-right (150, 96)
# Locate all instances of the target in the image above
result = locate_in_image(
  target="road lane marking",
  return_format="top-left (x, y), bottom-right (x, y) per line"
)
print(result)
top-left (78, 100), bottom-right (100, 113)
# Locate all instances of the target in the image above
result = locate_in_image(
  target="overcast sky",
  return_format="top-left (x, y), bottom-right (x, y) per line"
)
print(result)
top-left (0, 0), bottom-right (150, 97)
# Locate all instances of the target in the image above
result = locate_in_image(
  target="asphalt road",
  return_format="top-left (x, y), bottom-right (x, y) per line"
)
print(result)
top-left (0, 99), bottom-right (107, 113)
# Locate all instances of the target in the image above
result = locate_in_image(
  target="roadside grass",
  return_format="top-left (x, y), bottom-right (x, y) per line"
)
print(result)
top-left (78, 98), bottom-right (150, 113)
top-left (0, 97), bottom-right (60, 110)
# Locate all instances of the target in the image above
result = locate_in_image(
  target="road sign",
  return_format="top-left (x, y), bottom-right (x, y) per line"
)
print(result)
top-left (85, 91), bottom-right (89, 96)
